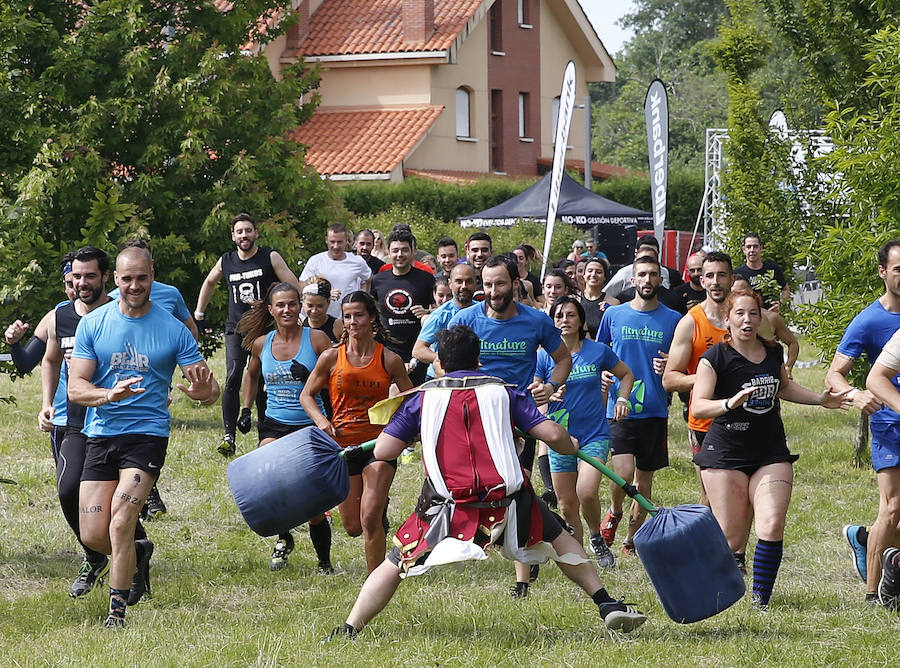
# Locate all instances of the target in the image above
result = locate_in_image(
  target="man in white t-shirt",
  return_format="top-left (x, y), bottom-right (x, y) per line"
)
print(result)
top-left (300, 223), bottom-right (372, 318)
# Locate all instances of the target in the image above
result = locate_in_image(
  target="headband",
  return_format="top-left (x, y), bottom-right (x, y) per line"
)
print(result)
top-left (62, 261), bottom-right (73, 276)
top-left (302, 282), bottom-right (330, 299)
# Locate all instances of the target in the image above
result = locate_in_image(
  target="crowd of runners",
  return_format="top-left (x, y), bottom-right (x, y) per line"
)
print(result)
top-left (3, 215), bottom-right (899, 635)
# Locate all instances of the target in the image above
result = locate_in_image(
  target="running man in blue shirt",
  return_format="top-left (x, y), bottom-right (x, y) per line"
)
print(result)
top-left (69, 247), bottom-right (219, 628)
top-left (827, 239), bottom-right (900, 605)
top-left (596, 255), bottom-right (681, 555)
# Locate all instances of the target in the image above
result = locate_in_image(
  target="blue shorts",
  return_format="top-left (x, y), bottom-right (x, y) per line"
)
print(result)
top-left (549, 439), bottom-right (610, 474)
top-left (870, 420), bottom-right (900, 471)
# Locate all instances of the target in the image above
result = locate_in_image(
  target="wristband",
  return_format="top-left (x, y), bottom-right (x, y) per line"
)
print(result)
top-left (722, 398), bottom-right (730, 413)
top-left (615, 397), bottom-right (628, 404)
top-left (846, 388), bottom-right (859, 400)
top-left (105, 390), bottom-right (113, 404)
top-left (194, 310), bottom-right (205, 318)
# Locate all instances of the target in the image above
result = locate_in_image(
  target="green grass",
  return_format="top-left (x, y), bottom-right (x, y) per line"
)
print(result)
top-left (0, 346), bottom-right (896, 667)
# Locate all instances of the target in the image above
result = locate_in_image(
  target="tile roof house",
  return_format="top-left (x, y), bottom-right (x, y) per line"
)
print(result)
top-left (264, 0), bottom-right (615, 182)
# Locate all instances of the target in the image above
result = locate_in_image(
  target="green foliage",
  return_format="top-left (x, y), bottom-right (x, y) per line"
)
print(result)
top-left (790, 24), bottom-right (900, 367)
top-left (590, 0), bottom-right (729, 171)
top-left (713, 0), bottom-right (803, 283)
top-left (592, 168), bottom-right (706, 232)
top-left (350, 203), bottom-right (580, 268)
top-left (0, 0), bottom-right (337, 329)
top-left (340, 176), bottom-right (534, 222)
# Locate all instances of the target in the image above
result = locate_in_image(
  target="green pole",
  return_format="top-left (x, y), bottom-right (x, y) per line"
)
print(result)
top-left (337, 439), bottom-right (377, 459)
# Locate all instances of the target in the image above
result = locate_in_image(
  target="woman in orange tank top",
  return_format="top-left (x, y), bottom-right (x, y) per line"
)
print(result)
top-left (302, 291), bottom-right (412, 573)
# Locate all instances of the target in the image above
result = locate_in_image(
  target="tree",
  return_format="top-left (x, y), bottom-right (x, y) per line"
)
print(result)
top-left (0, 0), bottom-right (337, 327)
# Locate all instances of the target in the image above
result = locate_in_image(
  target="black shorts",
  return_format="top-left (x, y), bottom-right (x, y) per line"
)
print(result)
top-left (82, 434), bottom-right (169, 481)
top-left (697, 453), bottom-right (799, 477)
top-left (609, 417), bottom-right (669, 472)
top-left (348, 450), bottom-right (398, 477)
top-left (258, 417), bottom-right (309, 442)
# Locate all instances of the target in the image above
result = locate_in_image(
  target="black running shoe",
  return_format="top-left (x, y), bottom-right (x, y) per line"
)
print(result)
top-left (878, 547), bottom-right (900, 611)
top-left (316, 563), bottom-right (335, 575)
top-left (142, 484), bottom-right (167, 521)
top-left (127, 539), bottom-right (153, 606)
top-left (509, 582), bottom-right (529, 598)
top-left (69, 557), bottom-right (109, 598)
top-left (322, 623), bottom-right (358, 642)
top-left (103, 614), bottom-right (125, 629)
top-left (270, 533), bottom-right (295, 571)
top-left (599, 598), bottom-right (647, 632)
top-left (217, 433), bottom-right (236, 457)
top-left (528, 564), bottom-right (540, 582)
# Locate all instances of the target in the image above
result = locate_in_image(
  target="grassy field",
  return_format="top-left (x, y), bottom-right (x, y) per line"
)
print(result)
top-left (0, 346), bottom-right (897, 667)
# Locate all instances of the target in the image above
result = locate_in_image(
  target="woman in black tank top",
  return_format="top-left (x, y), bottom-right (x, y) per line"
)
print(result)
top-left (301, 278), bottom-right (343, 343)
top-left (691, 289), bottom-right (850, 608)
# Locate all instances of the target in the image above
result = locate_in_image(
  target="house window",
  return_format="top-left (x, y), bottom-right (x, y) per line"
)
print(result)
top-left (490, 3), bottom-right (502, 52)
top-left (517, 0), bottom-right (530, 26)
top-left (518, 92), bottom-right (530, 139)
top-left (491, 89), bottom-right (504, 172)
top-left (456, 87), bottom-right (472, 138)
top-left (551, 96), bottom-right (560, 139)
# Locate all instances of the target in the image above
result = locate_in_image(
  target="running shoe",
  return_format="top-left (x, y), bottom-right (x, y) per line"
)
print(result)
top-left (842, 524), bottom-right (867, 582)
top-left (69, 557), bottom-right (109, 598)
top-left (598, 599), bottom-right (647, 632)
top-left (621, 540), bottom-right (636, 556)
top-left (217, 433), bottom-right (236, 457)
top-left (322, 623), bottom-right (358, 642)
top-left (127, 539), bottom-right (153, 606)
top-left (103, 614), bottom-right (125, 630)
top-left (529, 564), bottom-right (540, 582)
top-left (734, 552), bottom-right (747, 575)
top-left (316, 563), bottom-right (335, 575)
top-left (142, 484), bottom-right (167, 521)
top-left (599, 510), bottom-right (622, 547)
top-left (590, 533), bottom-right (616, 569)
top-left (509, 581), bottom-right (529, 598)
top-left (270, 533), bottom-right (294, 571)
top-left (878, 547), bottom-right (900, 611)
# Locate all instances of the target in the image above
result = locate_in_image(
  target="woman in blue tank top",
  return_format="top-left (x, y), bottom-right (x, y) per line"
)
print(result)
top-left (236, 282), bottom-right (333, 573)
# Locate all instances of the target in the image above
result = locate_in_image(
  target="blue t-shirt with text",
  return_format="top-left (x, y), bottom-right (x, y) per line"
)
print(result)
top-left (596, 302), bottom-right (680, 419)
top-left (836, 299), bottom-right (900, 424)
top-left (72, 301), bottom-right (203, 437)
top-left (108, 281), bottom-right (191, 323)
top-left (449, 302), bottom-right (561, 391)
top-left (536, 339), bottom-right (620, 446)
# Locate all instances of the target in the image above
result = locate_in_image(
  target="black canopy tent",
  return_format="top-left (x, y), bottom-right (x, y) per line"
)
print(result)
top-left (458, 172), bottom-right (652, 267)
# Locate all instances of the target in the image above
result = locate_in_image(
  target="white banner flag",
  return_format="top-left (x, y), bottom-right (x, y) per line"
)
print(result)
top-left (541, 60), bottom-right (577, 281)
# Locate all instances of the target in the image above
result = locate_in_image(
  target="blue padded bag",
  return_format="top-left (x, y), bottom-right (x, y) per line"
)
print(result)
top-left (227, 426), bottom-right (349, 537)
top-left (633, 504), bottom-right (745, 623)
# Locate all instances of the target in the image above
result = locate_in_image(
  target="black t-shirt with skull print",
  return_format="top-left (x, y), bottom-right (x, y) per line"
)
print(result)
top-left (221, 247), bottom-right (278, 332)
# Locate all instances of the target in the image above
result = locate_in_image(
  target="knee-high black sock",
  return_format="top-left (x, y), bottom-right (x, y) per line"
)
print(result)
top-left (538, 454), bottom-right (554, 493)
top-left (752, 538), bottom-right (783, 607)
top-left (309, 519), bottom-right (332, 566)
top-left (134, 520), bottom-right (147, 542)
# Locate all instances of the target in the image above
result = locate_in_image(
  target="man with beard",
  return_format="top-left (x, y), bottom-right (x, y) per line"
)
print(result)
top-left (70, 247), bottom-right (218, 628)
top-left (449, 254), bottom-right (571, 596)
top-left (355, 229), bottom-right (384, 275)
top-left (596, 256), bottom-right (681, 556)
top-left (371, 229), bottom-right (435, 385)
top-left (412, 263), bottom-right (477, 380)
top-left (662, 251), bottom-right (732, 510)
top-left (733, 233), bottom-right (790, 310)
top-left (194, 213), bottom-right (299, 456)
top-left (464, 232), bottom-right (492, 302)
top-left (39, 247), bottom-right (119, 597)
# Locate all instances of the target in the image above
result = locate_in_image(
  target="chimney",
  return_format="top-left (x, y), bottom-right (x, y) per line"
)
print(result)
top-left (402, 0), bottom-right (435, 44)
top-left (287, 0), bottom-right (310, 50)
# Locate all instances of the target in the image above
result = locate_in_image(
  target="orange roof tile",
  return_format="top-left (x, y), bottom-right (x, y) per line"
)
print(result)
top-left (291, 106), bottom-right (444, 176)
top-left (295, 0), bottom-right (485, 57)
